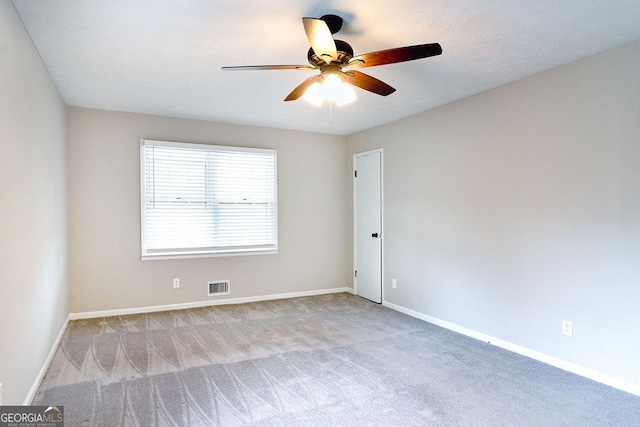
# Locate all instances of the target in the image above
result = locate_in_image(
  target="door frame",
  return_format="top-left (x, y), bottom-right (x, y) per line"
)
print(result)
top-left (353, 148), bottom-right (384, 303)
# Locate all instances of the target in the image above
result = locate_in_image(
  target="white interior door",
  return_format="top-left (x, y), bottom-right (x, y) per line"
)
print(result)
top-left (354, 150), bottom-right (382, 303)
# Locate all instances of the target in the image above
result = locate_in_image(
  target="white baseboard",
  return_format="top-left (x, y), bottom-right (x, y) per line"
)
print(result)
top-left (69, 287), bottom-right (353, 320)
top-left (382, 300), bottom-right (640, 397)
top-left (23, 315), bottom-right (70, 405)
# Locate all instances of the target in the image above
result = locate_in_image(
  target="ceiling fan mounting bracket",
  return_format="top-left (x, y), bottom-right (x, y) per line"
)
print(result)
top-left (319, 14), bottom-right (343, 34)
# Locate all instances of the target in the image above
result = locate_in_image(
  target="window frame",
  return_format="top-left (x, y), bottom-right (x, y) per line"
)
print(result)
top-left (140, 139), bottom-right (278, 260)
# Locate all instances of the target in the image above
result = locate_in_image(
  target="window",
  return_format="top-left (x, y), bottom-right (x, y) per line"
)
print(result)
top-left (140, 139), bottom-right (277, 259)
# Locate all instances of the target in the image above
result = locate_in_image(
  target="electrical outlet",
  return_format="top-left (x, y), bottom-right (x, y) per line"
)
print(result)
top-left (173, 278), bottom-right (180, 289)
top-left (562, 320), bottom-right (573, 337)
top-left (391, 279), bottom-right (397, 289)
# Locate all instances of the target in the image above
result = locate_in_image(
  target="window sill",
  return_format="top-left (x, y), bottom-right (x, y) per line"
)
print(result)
top-left (141, 249), bottom-right (278, 261)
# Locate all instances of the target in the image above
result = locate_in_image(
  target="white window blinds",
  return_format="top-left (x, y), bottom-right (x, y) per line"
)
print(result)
top-left (140, 140), bottom-right (277, 259)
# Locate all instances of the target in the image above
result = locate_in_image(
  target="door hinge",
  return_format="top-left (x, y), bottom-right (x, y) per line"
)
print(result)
top-left (354, 170), bottom-right (357, 178)
top-left (355, 270), bottom-right (358, 277)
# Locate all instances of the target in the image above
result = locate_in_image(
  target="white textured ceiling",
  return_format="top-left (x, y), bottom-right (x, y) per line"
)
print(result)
top-left (12, 0), bottom-right (640, 135)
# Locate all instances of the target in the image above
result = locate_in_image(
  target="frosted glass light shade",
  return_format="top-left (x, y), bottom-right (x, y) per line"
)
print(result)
top-left (302, 82), bottom-right (324, 107)
top-left (302, 73), bottom-right (357, 107)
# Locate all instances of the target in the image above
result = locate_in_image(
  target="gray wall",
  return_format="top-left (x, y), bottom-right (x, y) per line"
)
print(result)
top-left (0, 1), bottom-right (68, 405)
top-left (347, 40), bottom-right (640, 385)
top-left (67, 108), bottom-right (350, 313)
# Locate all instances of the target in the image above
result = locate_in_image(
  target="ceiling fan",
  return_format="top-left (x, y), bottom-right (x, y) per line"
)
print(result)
top-left (222, 14), bottom-right (442, 104)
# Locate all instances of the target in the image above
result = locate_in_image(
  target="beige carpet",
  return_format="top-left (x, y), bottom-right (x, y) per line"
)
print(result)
top-left (34, 293), bottom-right (640, 426)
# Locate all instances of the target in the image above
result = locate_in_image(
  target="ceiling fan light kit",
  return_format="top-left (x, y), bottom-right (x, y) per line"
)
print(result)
top-left (303, 73), bottom-right (357, 107)
top-left (222, 14), bottom-right (442, 107)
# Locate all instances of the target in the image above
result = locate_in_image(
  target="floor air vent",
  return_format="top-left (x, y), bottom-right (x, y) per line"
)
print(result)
top-left (208, 280), bottom-right (230, 296)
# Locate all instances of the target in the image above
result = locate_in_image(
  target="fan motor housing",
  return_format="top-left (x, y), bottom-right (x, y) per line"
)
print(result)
top-left (307, 40), bottom-right (354, 67)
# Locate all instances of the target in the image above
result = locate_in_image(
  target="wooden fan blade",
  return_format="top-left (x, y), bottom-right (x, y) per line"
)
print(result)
top-left (222, 65), bottom-right (315, 71)
top-left (348, 43), bottom-right (442, 68)
top-left (302, 18), bottom-right (337, 64)
top-left (284, 74), bottom-right (323, 101)
top-left (341, 70), bottom-right (396, 96)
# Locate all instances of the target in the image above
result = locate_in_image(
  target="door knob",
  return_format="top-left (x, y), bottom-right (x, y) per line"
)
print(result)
top-left (371, 233), bottom-right (379, 238)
